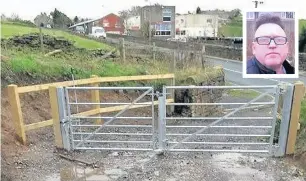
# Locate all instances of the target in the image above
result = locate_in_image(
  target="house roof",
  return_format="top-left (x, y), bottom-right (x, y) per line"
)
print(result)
top-left (69, 13), bottom-right (122, 29)
top-left (69, 18), bottom-right (102, 28)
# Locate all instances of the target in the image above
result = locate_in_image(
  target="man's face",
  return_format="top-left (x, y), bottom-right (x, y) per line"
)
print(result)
top-left (252, 23), bottom-right (289, 69)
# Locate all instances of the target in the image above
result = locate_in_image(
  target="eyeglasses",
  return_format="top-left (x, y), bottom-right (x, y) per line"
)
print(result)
top-left (254, 36), bottom-right (287, 45)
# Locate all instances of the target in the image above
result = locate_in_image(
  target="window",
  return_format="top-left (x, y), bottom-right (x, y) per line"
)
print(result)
top-left (115, 21), bottom-right (121, 28)
top-left (207, 19), bottom-right (212, 23)
top-left (95, 29), bottom-right (105, 33)
top-left (163, 17), bottom-right (171, 21)
top-left (255, 12), bottom-right (259, 18)
top-left (247, 12), bottom-right (254, 19)
top-left (103, 19), bottom-right (109, 27)
top-left (154, 23), bottom-right (171, 36)
top-left (286, 12), bottom-right (294, 19)
top-left (162, 8), bottom-right (172, 22)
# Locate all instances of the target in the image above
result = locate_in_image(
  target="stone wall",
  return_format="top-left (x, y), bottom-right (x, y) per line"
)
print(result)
top-left (106, 33), bottom-right (242, 60)
top-left (69, 32), bottom-right (306, 70)
top-left (174, 66), bottom-right (225, 117)
top-left (125, 45), bottom-right (204, 69)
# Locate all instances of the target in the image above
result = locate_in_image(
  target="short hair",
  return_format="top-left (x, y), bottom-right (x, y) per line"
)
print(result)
top-left (255, 13), bottom-right (285, 31)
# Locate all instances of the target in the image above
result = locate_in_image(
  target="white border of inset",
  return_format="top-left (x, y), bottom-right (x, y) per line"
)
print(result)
top-left (242, 9), bottom-right (299, 79)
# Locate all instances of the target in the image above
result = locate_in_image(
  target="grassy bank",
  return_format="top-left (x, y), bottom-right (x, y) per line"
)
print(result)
top-left (1, 22), bottom-right (113, 50)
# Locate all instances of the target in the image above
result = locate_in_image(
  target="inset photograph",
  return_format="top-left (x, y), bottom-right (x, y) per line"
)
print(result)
top-left (242, 10), bottom-right (299, 78)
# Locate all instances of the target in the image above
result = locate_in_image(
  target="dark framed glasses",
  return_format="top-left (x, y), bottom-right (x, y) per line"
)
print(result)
top-left (254, 36), bottom-right (287, 45)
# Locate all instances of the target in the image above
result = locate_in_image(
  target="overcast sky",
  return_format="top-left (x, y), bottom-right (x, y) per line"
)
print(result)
top-left (1, 0), bottom-right (306, 21)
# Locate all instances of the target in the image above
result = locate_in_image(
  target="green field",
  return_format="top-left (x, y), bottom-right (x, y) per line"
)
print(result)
top-left (219, 19), bottom-right (306, 37)
top-left (1, 22), bottom-right (113, 50)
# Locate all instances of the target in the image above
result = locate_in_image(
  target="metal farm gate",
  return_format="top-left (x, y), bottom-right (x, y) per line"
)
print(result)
top-left (55, 83), bottom-right (294, 157)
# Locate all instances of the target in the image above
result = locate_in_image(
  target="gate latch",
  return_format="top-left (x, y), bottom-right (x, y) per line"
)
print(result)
top-left (150, 91), bottom-right (171, 97)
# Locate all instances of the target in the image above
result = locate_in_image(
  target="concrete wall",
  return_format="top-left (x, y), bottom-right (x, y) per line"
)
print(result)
top-left (174, 67), bottom-right (225, 117)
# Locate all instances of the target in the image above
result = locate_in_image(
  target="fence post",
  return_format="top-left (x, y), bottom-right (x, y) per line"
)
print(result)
top-left (201, 45), bottom-right (206, 69)
top-left (286, 81), bottom-right (306, 155)
top-left (152, 42), bottom-right (156, 61)
top-left (274, 84), bottom-right (294, 157)
top-left (171, 51), bottom-right (176, 113)
top-left (91, 75), bottom-right (102, 124)
top-left (157, 90), bottom-right (166, 154)
top-left (49, 86), bottom-right (64, 148)
top-left (7, 85), bottom-right (27, 144)
top-left (39, 27), bottom-right (44, 52)
top-left (119, 38), bottom-right (126, 62)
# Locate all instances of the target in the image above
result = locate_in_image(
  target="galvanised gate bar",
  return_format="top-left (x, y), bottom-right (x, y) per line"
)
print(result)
top-left (55, 83), bottom-right (294, 157)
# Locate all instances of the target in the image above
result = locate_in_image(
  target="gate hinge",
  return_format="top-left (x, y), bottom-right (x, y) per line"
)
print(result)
top-left (60, 119), bottom-right (68, 124)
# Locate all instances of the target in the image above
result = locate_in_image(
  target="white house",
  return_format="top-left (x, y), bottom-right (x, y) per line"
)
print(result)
top-left (175, 14), bottom-right (219, 38)
top-left (124, 16), bottom-right (141, 32)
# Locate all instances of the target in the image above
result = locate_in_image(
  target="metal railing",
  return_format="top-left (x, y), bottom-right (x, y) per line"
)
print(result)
top-left (156, 85), bottom-right (281, 155)
top-left (61, 86), bottom-right (156, 151)
top-left (56, 83), bottom-right (295, 157)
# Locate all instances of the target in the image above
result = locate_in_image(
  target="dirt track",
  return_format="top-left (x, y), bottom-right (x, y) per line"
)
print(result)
top-left (2, 88), bottom-right (305, 181)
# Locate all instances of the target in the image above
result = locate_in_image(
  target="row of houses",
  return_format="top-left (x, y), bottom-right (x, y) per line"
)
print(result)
top-left (126, 6), bottom-right (219, 39)
top-left (69, 5), bottom-right (221, 39)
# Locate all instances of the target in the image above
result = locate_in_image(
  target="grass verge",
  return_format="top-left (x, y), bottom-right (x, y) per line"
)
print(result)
top-left (296, 98), bottom-right (306, 155)
top-left (1, 47), bottom-right (160, 85)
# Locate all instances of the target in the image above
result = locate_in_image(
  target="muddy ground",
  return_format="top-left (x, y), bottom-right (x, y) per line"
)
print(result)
top-left (2, 86), bottom-right (305, 181)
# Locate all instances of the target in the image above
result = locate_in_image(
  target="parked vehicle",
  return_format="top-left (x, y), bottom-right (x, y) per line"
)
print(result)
top-left (89, 26), bottom-right (107, 39)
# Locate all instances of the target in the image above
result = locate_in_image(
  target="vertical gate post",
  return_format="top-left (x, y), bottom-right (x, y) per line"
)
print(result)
top-left (156, 88), bottom-right (167, 154)
top-left (49, 86), bottom-right (63, 148)
top-left (269, 85), bottom-right (281, 155)
top-left (274, 83), bottom-right (294, 157)
top-left (49, 86), bottom-right (70, 150)
top-left (286, 81), bottom-right (306, 155)
top-left (170, 77), bottom-right (175, 113)
top-left (90, 75), bottom-right (102, 125)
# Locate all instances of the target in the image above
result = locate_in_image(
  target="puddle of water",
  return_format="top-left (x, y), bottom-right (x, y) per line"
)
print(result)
top-left (44, 164), bottom-right (128, 181)
top-left (212, 153), bottom-right (272, 181)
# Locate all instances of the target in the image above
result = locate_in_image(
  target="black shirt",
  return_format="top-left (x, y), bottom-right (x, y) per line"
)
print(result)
top-left (247, 56), bottom-right (295, 74)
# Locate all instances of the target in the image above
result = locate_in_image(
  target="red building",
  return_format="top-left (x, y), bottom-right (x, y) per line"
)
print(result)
top-left (96, 13), bottom-right (125, 35)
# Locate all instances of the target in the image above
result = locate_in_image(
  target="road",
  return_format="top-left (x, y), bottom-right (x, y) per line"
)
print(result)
top-left (206, 55), bottom-right (306, 85)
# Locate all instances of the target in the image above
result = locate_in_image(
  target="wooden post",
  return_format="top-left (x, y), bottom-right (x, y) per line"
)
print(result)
top-left (49, 86), bottom-right (63, 148)
top-left (201, 45), bottom-right (206, 69)
top-left (172, 51), bottom-right (176, 73)
top-left (152, 42), bottom-right (156, 61)
top-left (91, 75), bottom-right (102, 124)
top-left (39, 27), bottom-right (44, 52)
top-left (169, 51), bottom-right (176, 113)
top-left (7, 85), bottom-right (27, 144)
top-left (286, 81), bottom-right (306, 154)
top-left (120, 38), bottom-right (126, 62)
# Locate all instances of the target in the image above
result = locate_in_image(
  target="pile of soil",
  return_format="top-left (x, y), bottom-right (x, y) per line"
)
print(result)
top-left (2, 33), bottom-right (74, 50)
top-left (1, 33), bottom-right (118, 58)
